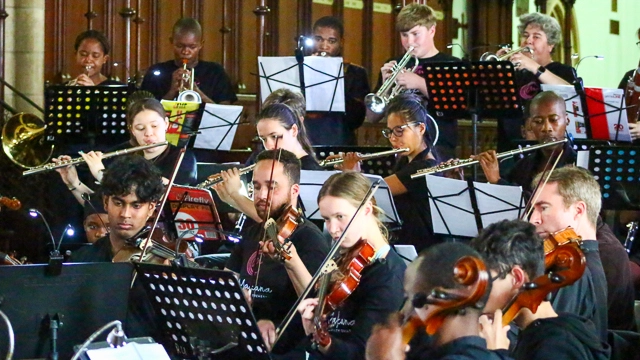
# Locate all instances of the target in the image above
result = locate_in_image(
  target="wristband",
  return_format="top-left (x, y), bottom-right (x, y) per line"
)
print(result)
top-left (535, 65), bottom-right (547, 78)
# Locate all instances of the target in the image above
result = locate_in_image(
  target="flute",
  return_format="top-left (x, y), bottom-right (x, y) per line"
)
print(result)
top-left (318, 147), bottom-right (409, 167)
top-left (23, 141), bottom-right (168, 176)
top-left (196, 164), bottom-right (257, 189)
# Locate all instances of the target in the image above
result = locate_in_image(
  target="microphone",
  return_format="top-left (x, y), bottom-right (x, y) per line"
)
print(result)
top-left (446, 43), bottom-right (468, 60)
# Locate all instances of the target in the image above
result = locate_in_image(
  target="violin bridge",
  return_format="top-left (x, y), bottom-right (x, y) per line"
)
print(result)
top-left (321, 260), bottom-right (338, 274)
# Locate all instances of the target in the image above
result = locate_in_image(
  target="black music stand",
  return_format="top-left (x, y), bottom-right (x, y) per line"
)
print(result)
top-left (0, 262), bottom-right (133, 360)
top-left (587, 146), bottom-right (640, 210)
top-left (423, 61), bottom-right (522, 179)
top-left (44, 85), bottom-right (131, 149)
top-left (313, 146), bottom-right (398, 176)
top-left (134, 263), bottom-right (271, 360)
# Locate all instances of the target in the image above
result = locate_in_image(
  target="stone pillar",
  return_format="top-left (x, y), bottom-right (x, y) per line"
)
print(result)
top-left (5, 0), bottom-right (44, 115)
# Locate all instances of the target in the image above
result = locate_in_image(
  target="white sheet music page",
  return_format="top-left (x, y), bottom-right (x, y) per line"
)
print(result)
top-left (86, 342), bottom-right (170, 360)
top-left (193, 104), bottom-right (243, 151)
top-left (303, 56), bottom-right (345, 112)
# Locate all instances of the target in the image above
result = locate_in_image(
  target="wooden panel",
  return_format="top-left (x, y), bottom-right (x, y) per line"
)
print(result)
top-left (342, 5), bottom-right (364, 65)
top-left (278, 0), bottom-right (300, 56)
top-left (371, 0), bottom-right (397, 85)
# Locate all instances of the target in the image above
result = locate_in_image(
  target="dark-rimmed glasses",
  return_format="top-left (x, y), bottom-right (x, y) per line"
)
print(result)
top-left (381, 122), bottom-right (419, 139)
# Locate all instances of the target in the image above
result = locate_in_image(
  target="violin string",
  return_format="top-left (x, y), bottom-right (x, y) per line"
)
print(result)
top-left (520, 144), bottom-right (564, 220)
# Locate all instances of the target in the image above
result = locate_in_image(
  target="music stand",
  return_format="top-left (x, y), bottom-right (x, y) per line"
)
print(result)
top-left (163, 185), bottom-right (226, 241)
top-left (44, 85), bottom-right (131, 149)
top-left (0, 262), bottom-right (133, 359)
top-left (133, 263), bottom-right (271, 360)
top-left (423, 61), bottom-right (522, 179)
top-left (193, 104), bottom-right (243, 151)
top-left (161, 100), bottom-right (206, 149)
top-left (313, 146), bottom-right (398, 176)
top-left (587, 146), bottom-right (640, 210)
top-left (425, 175), bottom-right (525, 237)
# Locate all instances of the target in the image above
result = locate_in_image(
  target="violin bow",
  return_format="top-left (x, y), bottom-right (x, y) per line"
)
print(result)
top-left (271, 179), bottom-right (382, 348)
top-left (520, 142), bottom-right (565, 220)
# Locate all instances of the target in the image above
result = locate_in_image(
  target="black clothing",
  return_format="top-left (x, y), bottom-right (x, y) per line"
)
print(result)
top-left (225, 220), bottom-right (330, 353)
top-left (141, 60), bottom-right (237, 104)
top-left (596, 219), bottom-right (636, 331)
top-left (70, 235), bottom-right (113, 262)
top-left (551, 240), bottom-right (608, 343)
top-left (497, 62), bottom-right (576, 153)
top-left (306, 63), bottom-right (370, 146)
top-left (420, 336), bottom-right (512, 360)
top-left (513, 313), bottom-right (610, 360)
top-left (244, 152), bottom-right (323, 171)
top-left (618, 69), bottom-right (635, 90)
top-left (392, 148), bottom-right (440, 252)
top-left (375, 52), bottom-right (461, 161)
top-left (304, 250), bottom-right (407, 360)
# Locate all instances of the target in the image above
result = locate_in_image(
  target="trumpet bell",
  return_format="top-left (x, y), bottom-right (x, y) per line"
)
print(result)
top-left (365, 93), bottom-right (387, 114)
top-left (479, 52), bottom-right (500, 61)
top-left (2, 113), bottom-right (53, 169)
top-left (176, 90), bottom-right (202, 103)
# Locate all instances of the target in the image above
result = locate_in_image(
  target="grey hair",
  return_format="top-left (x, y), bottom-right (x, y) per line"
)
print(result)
top-left (518, 12), bottom-right (562, 47)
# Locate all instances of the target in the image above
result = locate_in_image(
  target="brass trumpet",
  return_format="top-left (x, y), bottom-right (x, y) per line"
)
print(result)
top-left (365, 46), bottom-right (419, 114)
top-left (410, 139), bottom-right (567, 179)
top-left (177, 59), bottom-right (202, 103)
top-left (23, 141), bottom-right (169, 176)
top-left (196, 164), bottom-right (257, 189)
top-left (480, 46), bottom-right (533, 62)
top-left (318, 147), bottom-right (409, 167)
top-left (68, 65), bottom-right (94, 86)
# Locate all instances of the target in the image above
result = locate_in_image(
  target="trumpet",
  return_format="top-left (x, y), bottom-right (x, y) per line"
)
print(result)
top-left (177, 58), bottom-right (202, 103)
top-left (410, 139), bottom-right (567, 179)
top-left (68, 65), bottom-right (94, 86)
top-left (365, 46), bottom-right (419, 114)
top-left (480, 46), bottom-right (533, 62)
top-left (23, 141), bottom-right (168, 176)
top-left (318, 147), bottom-right (409, 167)
top-left (196, 164), bottom-right (256, 189)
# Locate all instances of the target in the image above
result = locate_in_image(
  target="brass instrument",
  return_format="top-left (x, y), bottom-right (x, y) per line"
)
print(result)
top-left (318, 147), bottom-right (409, 167)
top-left (410, 139), bottom-right (567, 179)
top-left (22, 141), bottom-right (168, 176)
top-left (2, 113), bottom-right (53, 169)
top-left (176, 59), bottom-right (202, 103)
top-left (365, 46), bottom-right (419, 114)
top-left (68, 65), bottom-right (94, 86)
top-left (196, 164), bottom-right (257, 189)
top-left (480, 46), bottom-right (533, 62)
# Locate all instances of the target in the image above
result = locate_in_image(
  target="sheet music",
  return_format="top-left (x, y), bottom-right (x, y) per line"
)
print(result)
top-left (193, 103), bottom-right (243, 151)
top-left (87, 342), bottom-right (170, 360)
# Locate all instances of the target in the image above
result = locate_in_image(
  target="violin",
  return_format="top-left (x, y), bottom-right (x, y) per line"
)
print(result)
top-left (501, 230), bottom-right (585, 326)
top-left (543, 227), bottom-right (582, 269)
top-left (0, 196), bottom-right (21, 210)
top-left (263, 205), bottom-right (301, 261)
top-left (112, 226), bottom-right (193, 264)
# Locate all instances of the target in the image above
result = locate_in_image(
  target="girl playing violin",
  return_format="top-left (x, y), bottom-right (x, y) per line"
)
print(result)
top-left (264, 172), bottom-right (406, 359)
top-left (337, 93), bottom-right (440, 252)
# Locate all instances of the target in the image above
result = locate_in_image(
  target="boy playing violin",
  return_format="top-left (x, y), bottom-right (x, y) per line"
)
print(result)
top-left (471, 219), bottom-right (610, 359)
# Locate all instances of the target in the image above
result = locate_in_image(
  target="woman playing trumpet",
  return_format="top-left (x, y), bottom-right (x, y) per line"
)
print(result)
top-left (68, 30), bottom-right (123, 86)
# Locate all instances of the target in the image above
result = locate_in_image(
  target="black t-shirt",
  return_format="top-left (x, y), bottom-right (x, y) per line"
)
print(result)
top-left (420, 336), bottom-right (512, 360)
top-left (392, 148), bottom-right (441, 252)
top-left (513, 313), bottom-right (610, 360)
top-left (551, 240), bottom-right (608, 343)
top-left (225, 220), bottom-right (330, 351)
top-left (304, 249), bottom-right (407, 360)
top-left (306, 62), bottom-right (371, 146)
top-left (140, 60), bottom-right (237, 104)
top-left (71, 235), bottom-right (113, 262)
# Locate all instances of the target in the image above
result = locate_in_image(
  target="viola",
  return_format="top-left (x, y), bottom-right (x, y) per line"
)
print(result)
top-left (112, 226), bottom-right (193, 264)
top-left (263, 205), bottom-right (301, 261)
top-left (0, 196), bottom-right (21, 210)
top-left (501, 232), bottom-right (585, 326)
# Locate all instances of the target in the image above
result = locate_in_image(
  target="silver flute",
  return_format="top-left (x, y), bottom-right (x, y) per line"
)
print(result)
top-left (23, 141), bottom-right (168, 176)
top-left (410, 139), bottom-right (568, 179)
top-left (318, 147), bottom-right (409, 167)
top-left (196, 164), bottom-right (256, 189)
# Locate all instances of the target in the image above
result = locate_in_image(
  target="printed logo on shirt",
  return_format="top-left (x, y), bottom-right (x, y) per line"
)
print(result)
top-left (246, 250), bottom-right (260, 276)
top-left (327, 311), bottom-right (355, 334)
top-left (238, 277), bottom-right (272, 300)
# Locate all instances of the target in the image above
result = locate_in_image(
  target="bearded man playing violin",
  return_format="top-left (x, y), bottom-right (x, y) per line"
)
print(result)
top-left (471, 219), bottom-right (610, 360)
top-left (223, 149), bottom-right (330, 355)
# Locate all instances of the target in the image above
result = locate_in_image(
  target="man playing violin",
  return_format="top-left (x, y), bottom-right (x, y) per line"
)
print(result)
top-left (224, 149), bottom-right (330, 355)
top-left (472, 219), bottom-right (610, 359)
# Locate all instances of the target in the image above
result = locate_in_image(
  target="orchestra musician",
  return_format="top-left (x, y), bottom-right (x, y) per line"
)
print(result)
top-left (214, 103), bottom-right (323, 223)
top-left (286, 172), bottom-right (405, 359)
top-left (472, 219), bottom-right (610, 359)
top-left (140, 18), bottom-right (237, 104)
top-left (618, 27), bottom-right (640, 140)
top-left (368, 3), bottom-right (460, 161)
top-left (68, 30), bottom-right (123, 86)
top-left (223, 149), bottom-right (330, 355)
top-left (305, 16), bottom-right (371, 146)
top-left (366, 242), bottom-right (510, 360)
top-left (338, 93), bottom-right (441, 252)
top-left (53, 97), bottom-right (198, 205)
top-left (496, 12), bottom-right (575, 153)
top-left (81, 192), bottom-right (109, 244)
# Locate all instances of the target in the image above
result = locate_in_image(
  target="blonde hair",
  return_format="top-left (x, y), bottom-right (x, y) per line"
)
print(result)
top-left (532, 166), bottom-right (601, 227)
top-left (396, 3), bottom-right (436, 32)
top-left (318, 172), bottom-right (389, 242)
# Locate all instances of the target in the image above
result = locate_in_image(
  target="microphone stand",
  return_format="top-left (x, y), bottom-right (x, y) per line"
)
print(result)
top-left (295, 36), bottom-right (306, 98)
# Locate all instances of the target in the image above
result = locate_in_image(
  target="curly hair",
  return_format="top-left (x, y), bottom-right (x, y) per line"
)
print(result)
top-left (101, 155), bottom-right (164, 203)
top-left (517, 12), bottom-right (562, 47)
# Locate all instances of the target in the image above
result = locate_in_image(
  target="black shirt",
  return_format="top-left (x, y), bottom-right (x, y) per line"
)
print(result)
top-left (141, 60), bottom-right (237, 104)
top-left (392, 148), bottom-right (440, 252)
top-left (225, 219), bottom-right (330, 352)
top-left (420, 336), bottom-right (512, 360)
top-left (71, 235), bottom-right (113, 262)
top-left (305, 249), bottom-right (407, 360)
top-left (551, 240), bottom-right (608, 343)
top-left (306, 63), bottom-right (370, 146)
top-left (513, 313), bottom-right (610, 360)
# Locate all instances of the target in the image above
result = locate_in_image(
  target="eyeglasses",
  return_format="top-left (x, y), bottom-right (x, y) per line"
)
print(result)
top-left (636, 41), bottom-right (640, 49)
top-left (381, 122), bottom-right (418, 138)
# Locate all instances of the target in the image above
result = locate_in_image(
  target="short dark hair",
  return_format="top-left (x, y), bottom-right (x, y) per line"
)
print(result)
top-left (172, 17), bottom-right (202, 39)
top-left (74, 30), bottom-right (111, 55)
top-left (313, 16), bottom-right (344, 38)
top-left (255, 149), bottom-right (301, 186)
top-left (101, 155), bottom-right (164, 203)
top-left (471, 219), bottom-right (545, 280)
top-left (414, 242), bottom-right (489, 312)
top-left (256, 103), bottom-right (316, 159)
